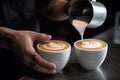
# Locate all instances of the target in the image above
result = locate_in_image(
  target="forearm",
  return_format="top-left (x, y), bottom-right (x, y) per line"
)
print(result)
top-left (0, 27), bottom-right (15, 49)
top-left (43, 0), bottom-right (70, 21)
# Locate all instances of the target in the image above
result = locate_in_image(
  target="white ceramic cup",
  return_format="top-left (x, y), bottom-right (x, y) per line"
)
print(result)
top-left (37, 40), bottom-right (71, 73)
top-left (74, 39), bottom-right (108, 70)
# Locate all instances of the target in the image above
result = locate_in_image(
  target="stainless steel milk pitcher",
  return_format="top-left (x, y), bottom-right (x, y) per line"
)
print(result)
top-left (68, 0), bottom-right (107, 28)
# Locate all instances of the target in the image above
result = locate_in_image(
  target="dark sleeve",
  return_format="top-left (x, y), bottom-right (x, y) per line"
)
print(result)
top-left (0, 3), bottom-right (4, 26)
top-left (35, 0), bottom-right (51, 10)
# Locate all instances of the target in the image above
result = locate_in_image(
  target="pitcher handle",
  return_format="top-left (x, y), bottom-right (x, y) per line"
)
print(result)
top-left (114, 11), bottom-right (120, 28)
top-left (90, 0), bottom-right (96, 2)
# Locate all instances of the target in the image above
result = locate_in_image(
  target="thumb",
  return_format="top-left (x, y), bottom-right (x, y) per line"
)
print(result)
top-left (33, 33), bottom-right (52, 41)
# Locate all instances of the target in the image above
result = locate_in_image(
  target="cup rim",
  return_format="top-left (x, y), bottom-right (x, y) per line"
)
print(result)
top-left (74, 39), bottom-right (108, 51)
top-left (37, 40), bottom-right (71, 53)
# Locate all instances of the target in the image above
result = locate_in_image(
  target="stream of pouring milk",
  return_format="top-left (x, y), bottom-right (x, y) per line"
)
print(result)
top-left (72, 19), bottom-right (88, 42)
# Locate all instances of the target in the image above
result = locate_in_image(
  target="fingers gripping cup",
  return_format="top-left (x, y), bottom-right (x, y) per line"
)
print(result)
top-left (37, 40), bottom-right (71, 73)
top-left (74, 39), bottom-right (108, 70)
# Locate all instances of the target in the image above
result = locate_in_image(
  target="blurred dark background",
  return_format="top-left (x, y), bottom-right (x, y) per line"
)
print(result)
top-left (39, 0), bottom-right (120, 46)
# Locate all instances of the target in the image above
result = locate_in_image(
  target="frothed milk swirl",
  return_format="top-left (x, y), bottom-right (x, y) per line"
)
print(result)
top-left (43, 42), bottom-right (66, 50)
top-left (81, 41), bottom-right (102, 48)
top-left (75, 39), bottom-right (107, 50)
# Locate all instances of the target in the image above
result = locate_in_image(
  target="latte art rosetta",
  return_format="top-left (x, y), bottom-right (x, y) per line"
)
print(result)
top-left (81, 41), bottom-right (102, 48)
top-left (38, 40), bottom-right (70, 51)
top-left (43, 42), bottom-right (66, 50)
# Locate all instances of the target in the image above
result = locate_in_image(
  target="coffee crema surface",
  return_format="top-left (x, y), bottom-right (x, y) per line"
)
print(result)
top-left (38, 40), bottom-right (70, 51)
top-left (75, 39), bottom-right (107, 50)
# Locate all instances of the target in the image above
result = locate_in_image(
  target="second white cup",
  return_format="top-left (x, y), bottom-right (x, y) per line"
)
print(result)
top-left (74, 39), bottom-right (108, 70)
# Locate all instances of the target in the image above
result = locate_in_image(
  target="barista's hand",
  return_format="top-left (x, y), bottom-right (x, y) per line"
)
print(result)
top-left (69, 0), bottom-right (77, 5)
top-left (12, 30), bottom-right (56, 74)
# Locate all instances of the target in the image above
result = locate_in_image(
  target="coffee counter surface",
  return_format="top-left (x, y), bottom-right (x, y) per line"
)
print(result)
top-left (20, 28), bottom-right (120, 80)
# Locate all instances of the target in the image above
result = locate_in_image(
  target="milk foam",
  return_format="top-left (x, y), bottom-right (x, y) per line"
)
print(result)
top-left (43, 42), bottom-right (66, 50)
top-left (72, 19), bottom-right (88, 41)
top-left (81, 41), bottom-right (102, 48)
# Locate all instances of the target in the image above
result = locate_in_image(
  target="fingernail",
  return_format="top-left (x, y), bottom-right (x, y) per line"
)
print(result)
top-left (53, 63), bottom-right (56, 69)
top-left (52, 70), bottom-right (56, 74)
top-left (48, 35), bottom-right (52, 39)
top-left (49, 63), bottom-right (56, 70)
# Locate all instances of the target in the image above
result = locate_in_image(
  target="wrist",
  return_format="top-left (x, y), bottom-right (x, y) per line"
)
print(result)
top-left (64, 1), bottom-right (70, 15)
top-left (0, 27), bottom-right (16, 49)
